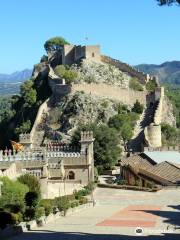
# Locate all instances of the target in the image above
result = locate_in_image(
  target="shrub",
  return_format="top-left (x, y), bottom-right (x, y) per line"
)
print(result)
top-left (146, 79), bottom-right (157, 91)
top-left (79, 197), bottom-right (88, 205)
top-left (39, 199), bottom-right (53, 216)
top-left (44, 36), bottom-right (70, 52)
top-left (0, 177), bottom-right (29, 209)
top-left (132, 100), bottom-right (144, 114)
top-left (24, 208), bottom-right (36, 221)
top-left (129, 78), bottom-right (143, 91)
top-left (25, 191), bottom-right (39, 208)
top-left (35, 207), bottom-right (45, 220)
top-left (56, 196), bottom-right (70, 214)
top-left (18, 174), bottom-right (41, 195)
top-left (54, 65), bottom-right (78, 84)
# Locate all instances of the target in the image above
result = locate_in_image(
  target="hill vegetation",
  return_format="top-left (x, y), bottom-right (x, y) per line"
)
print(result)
top-left (135, 61), bottom-right (180, 86)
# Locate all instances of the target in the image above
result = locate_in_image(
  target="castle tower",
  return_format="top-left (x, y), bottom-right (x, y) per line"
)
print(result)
top-left (80, 131), bottom-right (95, 182)
top-left (19, 133), bottom-right (32, 150)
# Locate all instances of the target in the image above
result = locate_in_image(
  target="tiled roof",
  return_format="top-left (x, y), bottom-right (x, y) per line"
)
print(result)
top-left (122, 154), bottom-right (180, 184)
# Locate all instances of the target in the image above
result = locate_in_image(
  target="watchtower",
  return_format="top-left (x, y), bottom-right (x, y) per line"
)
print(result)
top-left (80, 131), bottom-right (95, 182)
top-left (19, 133), bottom-right (32, 149)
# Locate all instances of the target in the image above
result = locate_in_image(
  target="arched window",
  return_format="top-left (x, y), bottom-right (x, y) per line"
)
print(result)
top-left (92, 52), bottom-right (95, 57)
top-left (68, 171), bottom-right (75, 180)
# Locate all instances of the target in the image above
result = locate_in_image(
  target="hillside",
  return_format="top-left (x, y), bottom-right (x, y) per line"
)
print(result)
top-left (0, 69), bottom-right (32, 95)
top-left (135, 61), bottom-right (180, 85)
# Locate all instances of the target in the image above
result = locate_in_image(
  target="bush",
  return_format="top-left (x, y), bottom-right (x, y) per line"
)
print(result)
top-left (39, 199), bottom-right (53, 216)
top-left (146, 79), bottom-right (157, 91)
top-left (56, 196), bottom-right (70, 214)
top-left (54, 65), bottom-right (78, 84)
top-left (24, 207), bottom-right (36, 221)
top-left (0, 177), bottom-right (29, 209)
top-left (25, 191), bottom-right (39, 208)
top-left (18, 174), bottom-right (41, 195)
top-left (44, 36), bottom-right (70, 52)
top-left (132, 100), bottom-right (144, 114)
top-left (129, 78), bottom-right (143, 91)
top-left (35, 207), bottom-right (45, 220)
top-left (79, 197), bottom-right (88, 205)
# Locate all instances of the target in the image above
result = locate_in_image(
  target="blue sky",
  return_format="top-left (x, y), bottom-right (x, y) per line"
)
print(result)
top-left (0, 0), bottom-right (179, 73)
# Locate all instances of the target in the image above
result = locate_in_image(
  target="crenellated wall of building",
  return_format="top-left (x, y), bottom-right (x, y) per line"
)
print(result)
top-left (0, 131), bottom-right (95, 199)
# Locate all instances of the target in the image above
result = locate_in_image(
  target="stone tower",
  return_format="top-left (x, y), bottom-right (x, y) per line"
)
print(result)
top-left (80, 131), bottom-right (95, 182)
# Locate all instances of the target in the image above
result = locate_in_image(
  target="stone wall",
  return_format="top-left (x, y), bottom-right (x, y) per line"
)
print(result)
top-left (40, 178), bottom-right (83, 199)
top-left (71, 83), bottom-right (146, 106)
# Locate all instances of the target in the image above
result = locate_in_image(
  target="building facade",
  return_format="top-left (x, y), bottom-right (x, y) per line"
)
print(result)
top-left (0, 131), bottom-right (95, 199)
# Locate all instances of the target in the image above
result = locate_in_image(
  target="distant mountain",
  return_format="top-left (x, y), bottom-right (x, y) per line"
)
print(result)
top-left (135, 61), bottom-right (180, 85)
top-left (0, 69), bottom-right (32, 95)
top-left (0, 69), bottom-right (32, 83)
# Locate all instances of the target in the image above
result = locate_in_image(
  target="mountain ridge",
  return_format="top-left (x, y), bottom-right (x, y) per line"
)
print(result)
top-left (135, 60), bottom-right (180, 85)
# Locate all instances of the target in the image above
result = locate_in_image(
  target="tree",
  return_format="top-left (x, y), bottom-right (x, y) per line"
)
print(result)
top-left (20, 80), bottom-right (37, 106)
top-left (0, 177), bottom-right (29, 209)
top-left (71, 124), bottom-right (122, 170)
top-left (54, 65), bottom-right (78, 84)
top-left (44, 36), bottom-right (70, 52)
top-left (15, 120), bottom-right (31, 134)
top-left (18, 174), bottom-right (41, 195)
top-left (132, 100), bottom-right (144, 114)
top-left (25, 191), bottom-right (39, 207)
top-left (121, 123), bottom-right (133, 144)
top-left (157, 0), bottom-right (180, 5)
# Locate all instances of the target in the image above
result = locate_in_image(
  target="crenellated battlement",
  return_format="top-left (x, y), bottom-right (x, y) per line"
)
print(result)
top-left (80, 131), bottom-right (94, 142)
top-left (144, 146), bottom-right (180, 152)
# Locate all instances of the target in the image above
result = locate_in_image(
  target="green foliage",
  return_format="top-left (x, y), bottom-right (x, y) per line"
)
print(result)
top-left (146, 79), bottom-right (157, 91)
top-left (71, 124), bottom-right (121, 169)
top-left (129, 78), bottom-right (143, 91)
top-left (25, 191), bottom-right (39, 207)
top-left (54, 65), bottom-right (78, 84)
top-left (20, 80), bottom-right (37, 106)
top-left (157, 0), bottom-right (180, 5)
top-left (132, 100), bottom-right (144, 114)
top-left (15, 120), bottom-right (31, 134)
top-left (94, 167), bottom-right (98, 182)
top-left (161, 123), bottom-right (179, 145)
top-left (44, 36), bottom-right (70, 52)
top-left (18, 174), bottom-right (41, 195)
top-left (0, 177), bottom-right (29, 209)
top-left (39, 199), bottom-right (53, 216)
top-left (121, 123), bottom-right (133, 143)
top-left (40, 55), bottom-right (48, 63)
top-left (24, 207), bottom-right (36, 221)
top-left (55, 196), bottom-right (70, 215)
top-left (35, 207), bottom-right (45, 220)
top-left (165, 85), bottom-right (180, 128)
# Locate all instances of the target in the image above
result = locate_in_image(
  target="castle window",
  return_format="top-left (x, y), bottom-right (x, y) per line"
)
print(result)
top-left (92, 52), bottom-right (95, 57)
top-left (68, 171), bottom-right (75, 180)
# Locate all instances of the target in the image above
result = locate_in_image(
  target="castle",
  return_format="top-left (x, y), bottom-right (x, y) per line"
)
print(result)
top-left (0, 42), bottom-right (176, 195)
top-left (0, 131), bottom-right (94, 199)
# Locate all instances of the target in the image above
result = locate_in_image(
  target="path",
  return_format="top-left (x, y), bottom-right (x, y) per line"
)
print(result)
top-left (12, 188), bottom-right (180, 239)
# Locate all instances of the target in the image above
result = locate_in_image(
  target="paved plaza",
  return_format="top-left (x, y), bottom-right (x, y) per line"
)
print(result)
top-left (12, 187), bottom-right (180, 239)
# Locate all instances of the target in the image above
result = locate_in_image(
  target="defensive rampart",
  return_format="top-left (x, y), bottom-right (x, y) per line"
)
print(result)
top-left (144, 87), bottom-right (164, 148)
top-left (71, 83), bottom-right (146, 106)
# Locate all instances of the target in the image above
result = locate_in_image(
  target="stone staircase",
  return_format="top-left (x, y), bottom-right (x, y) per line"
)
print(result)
top-left (128, 101), bottom-right (158, 152)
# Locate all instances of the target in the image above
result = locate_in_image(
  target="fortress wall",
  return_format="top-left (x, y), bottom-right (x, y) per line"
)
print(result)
top-left (30, 98), bottom-right (50, 142)
top-left (71, 83), bottom-right (146, 106)
top-left (154, 87), bottom-right (164, 125)
top-left (144, 125), bottom-right (162, 148)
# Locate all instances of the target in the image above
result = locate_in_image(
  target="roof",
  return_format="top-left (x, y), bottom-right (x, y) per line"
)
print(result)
top-left (122, 153), bottom-right (180, 184)
top-left (144, 151), bottom-right (180, 165)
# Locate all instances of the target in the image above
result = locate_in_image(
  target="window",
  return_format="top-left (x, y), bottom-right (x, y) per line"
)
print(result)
top-left (92, 52), bottom-right (95, 57)
top-left (68, 171), bottom-right (75, 180)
